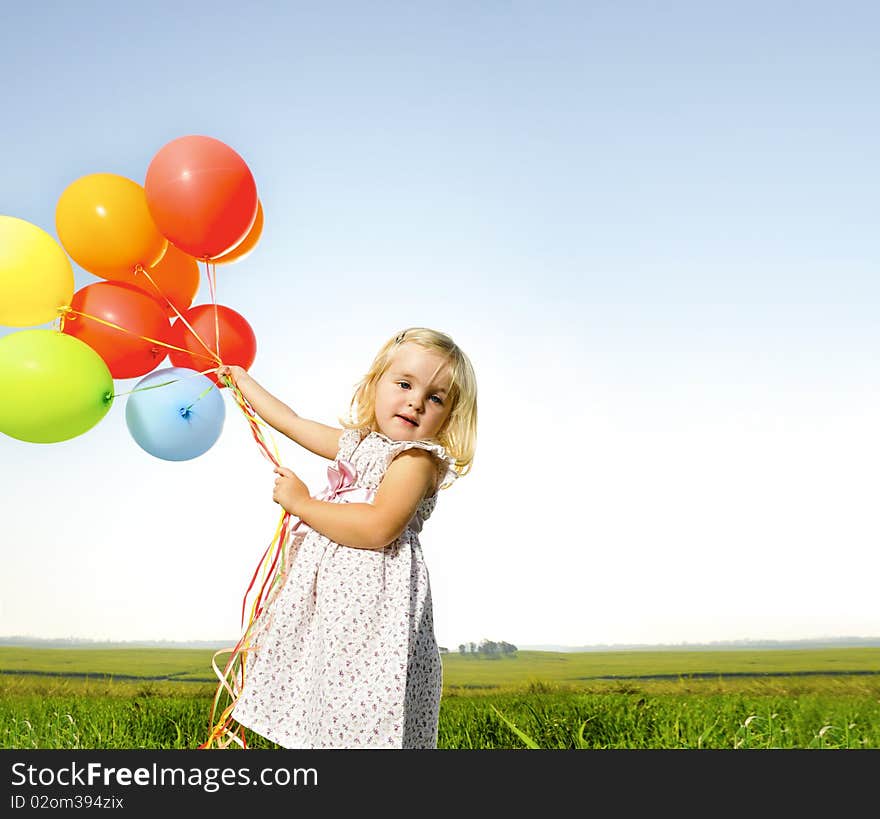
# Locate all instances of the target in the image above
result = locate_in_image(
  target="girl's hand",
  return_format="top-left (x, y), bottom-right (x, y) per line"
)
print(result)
top-left (273, 466), bottom-right (310, 515)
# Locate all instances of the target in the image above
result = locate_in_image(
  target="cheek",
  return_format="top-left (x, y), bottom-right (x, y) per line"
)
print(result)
top-left (433, 406), bottom-right (452, 428)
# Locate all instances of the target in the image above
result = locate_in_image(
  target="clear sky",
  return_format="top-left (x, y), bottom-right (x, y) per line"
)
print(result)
top-left (2, 1), bottom-right (879, 649)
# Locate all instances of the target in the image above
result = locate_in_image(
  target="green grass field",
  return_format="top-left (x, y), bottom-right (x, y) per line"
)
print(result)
top-left (4, 646), bottom-right (879, 685)
top-left (2, 647), bottom-right (879, 749)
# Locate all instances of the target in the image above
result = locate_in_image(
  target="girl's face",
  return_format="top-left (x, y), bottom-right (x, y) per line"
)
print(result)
top-left (374, 343), bottom-right (453, 442)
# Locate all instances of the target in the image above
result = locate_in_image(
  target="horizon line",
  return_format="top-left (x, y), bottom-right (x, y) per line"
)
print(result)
top-left (2, 634), bottom-right (880, 650)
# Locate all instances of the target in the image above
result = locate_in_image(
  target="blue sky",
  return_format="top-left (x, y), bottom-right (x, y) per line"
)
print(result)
top-left (2, 1), bottom-right (879, 648)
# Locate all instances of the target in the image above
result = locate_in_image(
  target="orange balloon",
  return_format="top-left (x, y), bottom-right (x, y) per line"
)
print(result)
top-left (55, 174), bottom-right (168, 279)
top-left (115, 243), bottom-right (201, 319)
top-left (144, 135), bottom-right (258, 260)
top-left (212, 200), bottom-right (264, 264)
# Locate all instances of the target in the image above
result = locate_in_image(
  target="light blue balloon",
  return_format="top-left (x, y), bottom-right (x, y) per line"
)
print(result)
top-left (125, 366), bottom-right (225, 461)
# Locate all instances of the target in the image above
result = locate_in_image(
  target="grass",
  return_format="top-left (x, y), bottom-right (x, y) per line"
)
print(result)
top-left (0, 652), bottom-right (880, 750)
top-left (440, 648), bottom-right (880, 689)
top-left (443, 678), bottom-right (880, 749)
top-left (1, 647), bottom-right (879, 749)
top-left (3, 646), bottom-right (878, 685)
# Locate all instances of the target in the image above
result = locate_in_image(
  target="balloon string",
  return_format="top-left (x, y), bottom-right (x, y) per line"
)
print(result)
top-left (184, 382), bottom-right (219, 411)
top-left (58, 307), bottom-right (219, 364)
top-left (58, 303), bottom-right (224, 403)
top-left (137, 258), bottom-right (285, 749)
top-left (219, 373), bottom-right (283, 467)
top-left (200, 375), bottom-right (290, 750)
top-left (107, 367), bottom-right (221, 399)
top-left (206, 261), bottom-right (221, 361)
top-left (200, 509), bottom-right (291, 750)
top-left (133, 265), bottom-right (222, 365)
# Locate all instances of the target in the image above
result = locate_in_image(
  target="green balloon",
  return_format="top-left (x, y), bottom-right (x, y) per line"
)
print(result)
top-left (0, 329), bottom-right (114, 443)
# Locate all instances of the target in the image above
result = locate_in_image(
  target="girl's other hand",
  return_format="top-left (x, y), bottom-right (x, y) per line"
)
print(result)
top-left (273, 465), bottom-right (310, 514)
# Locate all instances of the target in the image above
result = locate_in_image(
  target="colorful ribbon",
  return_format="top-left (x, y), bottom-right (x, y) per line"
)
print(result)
top-left (199, 443), bottom-right (374, 749)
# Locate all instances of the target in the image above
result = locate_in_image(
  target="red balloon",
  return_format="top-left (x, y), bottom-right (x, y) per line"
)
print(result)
top-left (168, 304), bottom-right (257, 386)
top-left (144, 135), bottom-right (258, 260)
top-left (63, 281), bottom-right (172, 379)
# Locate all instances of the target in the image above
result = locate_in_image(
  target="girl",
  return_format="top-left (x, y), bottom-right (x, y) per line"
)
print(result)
top-left (216, 327), bottom-right (477, 749)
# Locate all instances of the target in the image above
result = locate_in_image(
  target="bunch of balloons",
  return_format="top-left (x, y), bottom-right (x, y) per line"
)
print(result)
top-left (0, 135), bottom-right (263, 461)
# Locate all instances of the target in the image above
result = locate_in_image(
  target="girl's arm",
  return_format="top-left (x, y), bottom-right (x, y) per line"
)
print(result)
top-left (278, 449), bottom-right (438, 550)
top-left (218, 365), bottom-right (342, 460)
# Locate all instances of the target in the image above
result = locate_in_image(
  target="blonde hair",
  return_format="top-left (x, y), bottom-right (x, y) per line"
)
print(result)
top-left (342, 327), bottom-right (478, 482)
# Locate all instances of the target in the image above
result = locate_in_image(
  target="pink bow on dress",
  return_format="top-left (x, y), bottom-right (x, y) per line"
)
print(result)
top-left (290, 459), bottom-right (375, 536)
top-left (316, 459), bottom-right (374, 503)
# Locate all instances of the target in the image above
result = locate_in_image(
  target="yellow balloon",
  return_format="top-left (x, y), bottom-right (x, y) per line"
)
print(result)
top-left (0, 215), bottom-right (75, 327)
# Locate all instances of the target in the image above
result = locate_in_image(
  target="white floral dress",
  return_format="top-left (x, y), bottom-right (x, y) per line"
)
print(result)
top-left (231, 428), bottom-right (457, 749)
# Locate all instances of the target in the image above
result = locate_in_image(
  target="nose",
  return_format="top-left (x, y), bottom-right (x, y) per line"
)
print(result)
top-left (407, 393), bottom-right (425, 412)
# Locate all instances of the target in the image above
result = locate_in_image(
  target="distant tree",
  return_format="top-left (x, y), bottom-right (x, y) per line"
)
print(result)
top-left (459, 639), bottom-right (517, 657)
top-left (479, 639), bottom-right (499, 655)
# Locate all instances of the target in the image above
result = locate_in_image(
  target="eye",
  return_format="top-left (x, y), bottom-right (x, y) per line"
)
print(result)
top-left (396, 381), bottom-right (411, 390)
top-left (430, 395), bottom-right (444, 405)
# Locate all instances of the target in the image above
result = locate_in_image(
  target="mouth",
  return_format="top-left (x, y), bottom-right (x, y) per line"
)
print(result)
top-left (395, 414), bottom-right (419, 427)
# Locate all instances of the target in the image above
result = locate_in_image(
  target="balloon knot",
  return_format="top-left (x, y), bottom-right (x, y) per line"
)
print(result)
top-left (103, 391), bottom-right (114, 404)
top-left (179, 407), bottom-right (191, 419)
